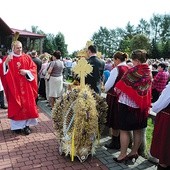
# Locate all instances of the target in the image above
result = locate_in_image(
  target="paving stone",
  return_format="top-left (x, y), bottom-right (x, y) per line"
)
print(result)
top-left (0, 101), bottom-right (157, 170)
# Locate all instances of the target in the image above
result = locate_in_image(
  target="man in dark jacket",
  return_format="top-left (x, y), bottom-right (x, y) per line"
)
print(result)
top-left (31, 50), bottom-right (42, 103)
top-left (85, 45), bottom-right (105, 95)
top-left (31, 50), bottom-right (42, 84)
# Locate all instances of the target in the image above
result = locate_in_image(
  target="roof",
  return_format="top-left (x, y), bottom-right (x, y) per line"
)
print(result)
top-left (11, 28), bottom-right (46, 39)
top-left (0, 17), bottom-right (46, 39)
top-left (0, 18), bottom-right (13, 35)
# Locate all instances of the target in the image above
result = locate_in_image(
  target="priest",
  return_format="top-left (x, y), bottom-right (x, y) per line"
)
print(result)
top-left (0, 40), bottom-right (39, 135)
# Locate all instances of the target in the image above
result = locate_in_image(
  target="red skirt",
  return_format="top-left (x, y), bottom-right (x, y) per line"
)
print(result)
top-left (150, 111), bottom-right (170, 165)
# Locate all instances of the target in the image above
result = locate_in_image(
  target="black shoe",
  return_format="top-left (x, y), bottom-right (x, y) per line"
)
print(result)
top-left (105, 142), bottom-right (114, 149)
top-left (157, 164), bottom-right (169, 170)
top-left (105, 142), bottom-right (120, 149)
top-left (105, 136), bottom-right (120, 149)
top-left (127, 154), bottom-right (139, 163)
top-left (23, 126), bottom-right (31, 135)
top-left (113, 156), bottom-right (128, 163)
top-left (1, 105), bottom-right (8, 109)
top-left (26, 126), bottom-right (31, 131)
top-left (13, 129), bottom-right (22, 134)
top-left (105, 143), bottom-right (120, 149)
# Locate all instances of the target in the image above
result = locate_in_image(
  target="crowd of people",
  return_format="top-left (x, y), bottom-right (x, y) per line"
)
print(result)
top-left (0, 40), bottom-right (170, 169)
top-left (103, 52), bottom-right (170, 169)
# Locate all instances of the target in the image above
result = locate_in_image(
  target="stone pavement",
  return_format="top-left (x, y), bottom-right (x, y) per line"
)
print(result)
top-left (0, 100), bottom-right (157, 170)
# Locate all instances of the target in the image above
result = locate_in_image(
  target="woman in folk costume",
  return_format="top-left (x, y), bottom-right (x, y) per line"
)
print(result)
top-left (113, 49), bottom-right (152, 163)
top-left (150, 83), bottom-right (170, 170)
top-left (0, 35), bottom-right (39, 135)
top-left (104, 51), bottom-right (129, 149)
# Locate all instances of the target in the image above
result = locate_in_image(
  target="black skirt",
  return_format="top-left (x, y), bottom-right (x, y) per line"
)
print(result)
top-left (118, 103), bottom-right (147, 131)
top-left (38, 78), bottom-right (46, 98)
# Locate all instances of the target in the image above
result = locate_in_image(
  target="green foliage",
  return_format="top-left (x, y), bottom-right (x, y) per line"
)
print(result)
top-left (29, 26), bottom-right (45, 52)
top-left (159, 15), bottom-right (170, 43)
top-left (130, 34), bottom-right (151, 51)
top-left (118, 37), bottom-right (131, 54)
top-left (124, 22), bottom-right (136, 39)
top-left (162, 40), bottom-right (170, 58)
top-left (92, 26), bottom-right (113, 57)
top-left (68, 51), bottom-right (77, 58)
top-left (30, 13), bottom-right (170, 59)
top-left (43, 33), bottom-right (55, 54)
top-left (146, 118), bottom-right (154, 150)
top-left (53, 32), bottom-right (68, 56)
top-left (136, 19), bottom-right (150, 36)
top-left (91, 14), bottom-right (170, 59)
top-left (43, 32), bottom-right (68, 56)
top-left (150, 39), bottom-right (161, 59)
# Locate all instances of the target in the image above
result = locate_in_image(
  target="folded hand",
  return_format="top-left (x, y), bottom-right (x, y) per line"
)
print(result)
top-left (19, 69), bottom-right (28, 76)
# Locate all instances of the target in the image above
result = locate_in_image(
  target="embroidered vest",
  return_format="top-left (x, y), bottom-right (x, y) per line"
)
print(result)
top-left (107, 65), bottom-right (129, 96)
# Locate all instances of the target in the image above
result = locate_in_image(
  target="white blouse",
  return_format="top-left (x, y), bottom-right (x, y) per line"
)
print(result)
top-left (152, 83), bottom-right (170, 114)
top-left (104, 61), bottom-right (127, 92)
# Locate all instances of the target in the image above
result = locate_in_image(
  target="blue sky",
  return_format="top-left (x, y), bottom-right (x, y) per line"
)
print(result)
top-left (1, 0), bottom-right (170, 53)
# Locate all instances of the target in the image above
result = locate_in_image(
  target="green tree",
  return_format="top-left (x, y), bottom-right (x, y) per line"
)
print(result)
top-left (92, 27), bottom-right (123, 57)
top-left (110, 28), bottom-right (126, 54)
top-left (30, 13), bottom-right (170, 60)
top-left (150, 14), bottom-right (162, 42)
top-left (162, 40), bottom-right (170, 58)
top-left (124, 22), bottom-right (136, 39)
top-left (150, 14), bottom-right (170, 58)
top-left (159, 14), bottom-right (170, 43)
top-left (92, 26), bottom-right (111, 57)
top-left (30, 26), bottom-right (45, 52)
top-left (118, 22), bottom-right (136, 53)
top-left (53, 32), bottom-right (68, 57)
top-left (136, 19), bottom-right (150, 37)
top-left (43, 32), bottom-right (68, 57)
top-left (118, 37), bottom-right (131, 54)
top-left (150, 39), bottom-right (161, 59)
top-left (43, 33), bottom-right (55, 54)
top-left (130, 34), bottom-right (151, 52)
top-left (69, 51), bottom-right (77, 58)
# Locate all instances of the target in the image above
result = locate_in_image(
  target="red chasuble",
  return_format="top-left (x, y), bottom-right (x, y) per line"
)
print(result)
top-left (0, 53), bottom-right (39, 120)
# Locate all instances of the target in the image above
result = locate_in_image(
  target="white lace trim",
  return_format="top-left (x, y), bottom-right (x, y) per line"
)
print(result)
top-left (118, 92), bottom-right (139, 108)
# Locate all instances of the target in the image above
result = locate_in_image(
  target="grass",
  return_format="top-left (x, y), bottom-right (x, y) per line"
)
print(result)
top-left (146, 118), bottom-right (154, 150)
top-left (66, 79), bottom-right (73, 83)
top-left (65, 77), bottom-right (74, 83)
